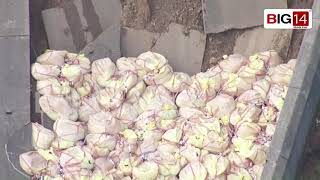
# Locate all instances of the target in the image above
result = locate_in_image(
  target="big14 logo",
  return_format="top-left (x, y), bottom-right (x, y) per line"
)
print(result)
top-left (264, 9), bottom-right (312, 29)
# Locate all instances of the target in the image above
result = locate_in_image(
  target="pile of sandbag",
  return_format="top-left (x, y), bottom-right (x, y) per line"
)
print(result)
top-left (20, 50), bottom-right (296, 180)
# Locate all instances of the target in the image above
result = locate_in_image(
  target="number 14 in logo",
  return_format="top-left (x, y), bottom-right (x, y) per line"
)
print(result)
top-left (293, 11), bottom-right (309, 26)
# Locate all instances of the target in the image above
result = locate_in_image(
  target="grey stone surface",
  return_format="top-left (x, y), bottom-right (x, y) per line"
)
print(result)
top-left (202, 0), bottom-right (287, 34)
top-left (233, 27), bottom-right (292, 59)
top-left (71, 0), bottom-right (95, 44)
top-left (313, 0), bottom-right (320, 19)
top-left (121, 27), bottom-right (160, 57)
top-left (42, 8), bottom-right (77, 52)
top-left (6, 123), bottom-right (33, 179)
top-left (42, 114), bottom-right (54, 130)
top-left (152, 23), bottom-right (206, 75)
top-left (35, 92), bottom-right (41, 114)
top-left (0, 0), bottom-right (29, 36)
top-left (289, 19), bottom-right (320, 89)
top-left (91, 0), bottom-right (121, 30)
top-left (81, 25), bottom-right (121, 61)
top-left (0, 36), bottom-right (30, 179)
top-left (30, 0), bottom-right (48, 58)
top-left (42, 0), bottom-right (121, 52)
top-left (261, 2), bottom-right (320, 179)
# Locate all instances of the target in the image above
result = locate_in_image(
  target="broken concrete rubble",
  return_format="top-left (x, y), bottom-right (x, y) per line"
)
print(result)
top-left (42, 8), bottom-right (77, 52)
top-left (202, 0), bottom-right (287, 34)
top-left (233, 27), bottom-right (292, 59)
top-left (42, 0), bottom-right (121, 52)
top-left (91, 0), bottom-right (121, 30)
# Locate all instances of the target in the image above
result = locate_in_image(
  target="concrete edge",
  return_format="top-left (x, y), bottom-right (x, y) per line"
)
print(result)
top-left (261, 1), bottom-right (320, 179)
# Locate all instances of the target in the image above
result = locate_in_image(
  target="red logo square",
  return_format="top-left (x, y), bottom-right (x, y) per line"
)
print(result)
top-left (293, 11), bottom-right (309, 26)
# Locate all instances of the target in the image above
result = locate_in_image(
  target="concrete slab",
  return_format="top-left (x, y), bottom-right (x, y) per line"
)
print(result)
top-left (6, 123), bottom-right (32, 179)
top-left (152, 23), bottom-right (206, 75)
top-left (81, 25), bottom-right (121, 61)
top-left (91, 0), bottom-right (122, 30)
top-left (72, 0), bottom-right (95, 43)
top-left (202, 0), bottom-right (287, 34)
top-left (121, 27), bottom-right (160, 57)
top-left (0, 36), bottom-right (30, 179)
top-left (0, 0), bottom-right (29, 36)
top-left (233, 27), bottom-right (292, 59)
top-left (42, 8), bottom-right (77, 52)
top-left (42, 0), bottom-right (121, 52)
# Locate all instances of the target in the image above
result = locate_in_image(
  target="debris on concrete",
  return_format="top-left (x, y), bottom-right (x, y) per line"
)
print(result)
top-left (81, 25), bottom-right (121, 61)
top-left (121, 27), bottom-right (160, 57)
top-left (202, 0), bottom-right (287, 34)
top-left (42, 8), bottom-right (77, 52)
top-left (42, 0), bottom-right (121, 52)
top-left (152, 23), bottom-right (206, 75)
top-left (233, 27), bottom-right (292, 59)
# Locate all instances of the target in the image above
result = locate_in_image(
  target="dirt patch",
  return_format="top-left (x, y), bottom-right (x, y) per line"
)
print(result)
top-left (202, 29), bottom-right (246, 71)
top-left (287, 30), bottom-right (306, 60)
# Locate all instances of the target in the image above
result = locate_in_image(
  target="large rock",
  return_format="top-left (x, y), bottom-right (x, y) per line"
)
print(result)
top-left (202, 0), bottom-right (287, 34)
top-left (153, 23), bottom-right (206, 75)
top-left (233, 27), bottom-right (292, 59)
top-left (121, 27), bottom-right (160, 57)
top-left (42, 8), bottom-right (77, 52)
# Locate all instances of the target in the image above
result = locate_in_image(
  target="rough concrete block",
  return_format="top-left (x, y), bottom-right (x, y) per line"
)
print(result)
top-left (0, 36), bottom-right (30, 179)
top-left (233, 27), bottom-right (292, 59)
top-left (153, 23), bottom-right (206, 75)
top-left (81, 25), bottom-right (121, 61)
top-left (121, 27), bottom-right (160, 57)
top-left (42, 8), bottom-right (77, 52)
top-left (202, 0), bottom-right (287, 34)
top-left (0, 0), bottom-right (29, 36)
